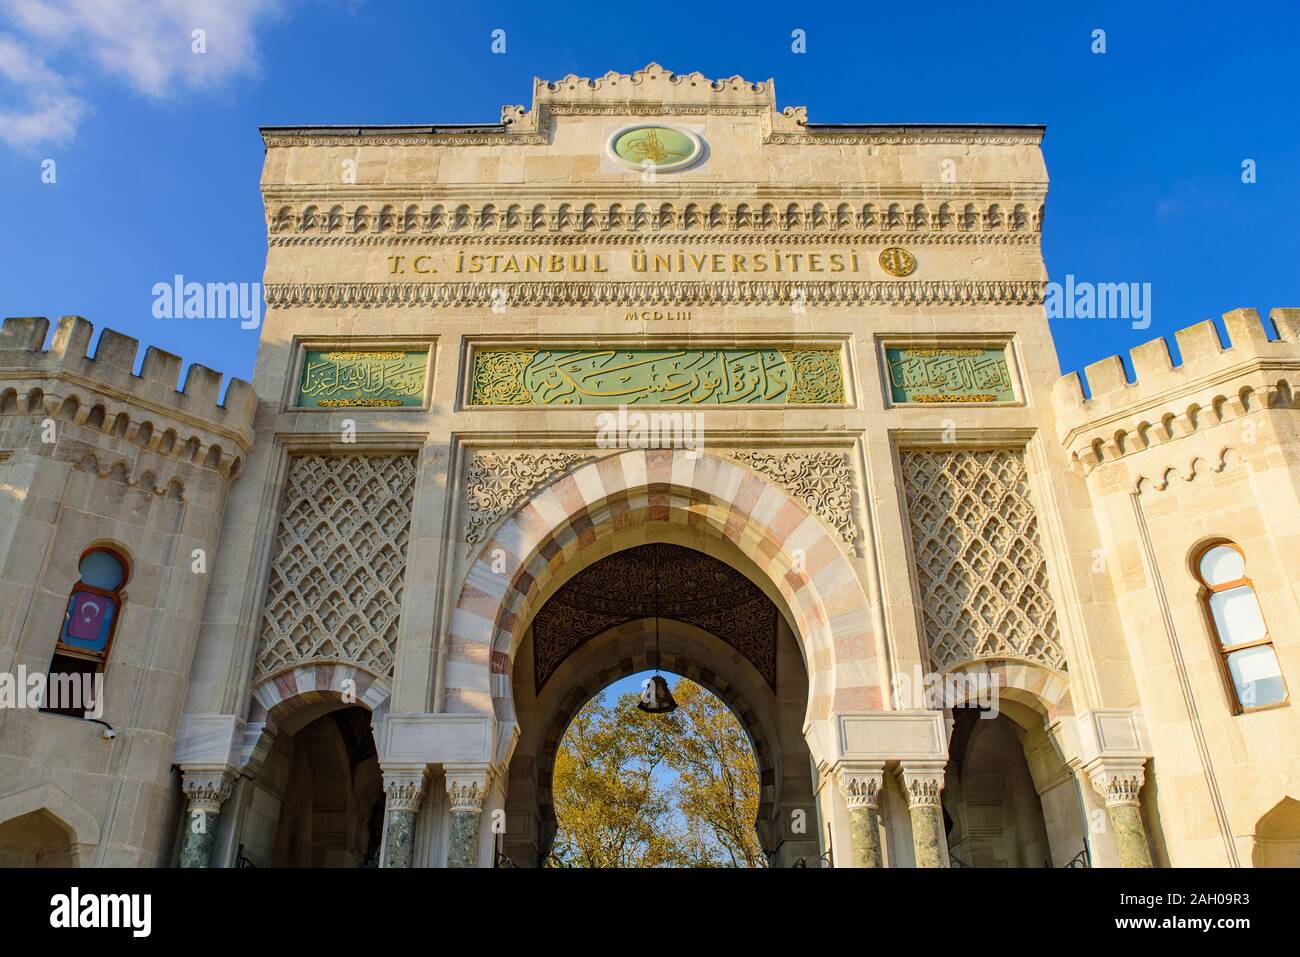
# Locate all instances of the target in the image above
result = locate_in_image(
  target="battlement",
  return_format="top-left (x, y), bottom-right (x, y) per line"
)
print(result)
top-left (0, 315), bottom-right (256, 473)
top-left (1052, 307), bottom-right (1300, 474)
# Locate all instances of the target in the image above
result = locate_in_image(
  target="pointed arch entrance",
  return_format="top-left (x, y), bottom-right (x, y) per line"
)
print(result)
top-left (443, 449), bottom-right (877, 867)
top-left (444, 449), bottom-right (880, 728)
top-left (503, 543), bottom-right (817, 866)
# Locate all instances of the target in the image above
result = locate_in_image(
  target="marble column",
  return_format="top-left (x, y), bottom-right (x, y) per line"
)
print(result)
top-left (445, 767), bottom-right (490, 868)
top-left (898, 762), bottom-right (948, 868)
top-left (837, 763), bottom-right (885, 868)
top-left (1088, 760), bottom-right (1153, 868)
top-left (380, 770), bottom-right (427, 869)
top-left (178, 769), bottom-right (236, 868)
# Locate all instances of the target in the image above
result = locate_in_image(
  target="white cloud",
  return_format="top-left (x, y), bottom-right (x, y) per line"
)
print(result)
top-left (0, 31), bottom-right (85, 146)
top-left (0, 0), bottom-right (285, 147)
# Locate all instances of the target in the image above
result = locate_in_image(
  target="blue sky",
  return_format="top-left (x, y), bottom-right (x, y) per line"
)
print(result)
top-left (2, 1), bottom-right (1297, 394)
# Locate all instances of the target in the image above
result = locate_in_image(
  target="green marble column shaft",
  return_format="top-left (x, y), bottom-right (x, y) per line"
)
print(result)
top-left (446, 779), bottom-right (487, 868)
top-left (382, 809), bottom-right (418, 868)
top-left (380, 776), bottom-right (425, 868)
top-left (1108, 803), bottom-right (1154, 868)
top-left (900, 765), bottom-right (948, 868)
top-left (848, 806), bottom-right (884, 868)
top-left (177, 772), bottom-right (234, 868)
top-left (838, 768), bottom-right (884, 868)
top-left (1089, 765), bottom-right (1153, 868)
top-left (178, 809), bottom-right (221, 868)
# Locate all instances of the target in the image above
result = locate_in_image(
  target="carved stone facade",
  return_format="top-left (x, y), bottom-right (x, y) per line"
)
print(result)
top-left (899, 448), bottom-right (1065, 672)
top-left (2, 64), bottom-right (1298, 872)
top-left (255, 453), bottom-right (417, 679)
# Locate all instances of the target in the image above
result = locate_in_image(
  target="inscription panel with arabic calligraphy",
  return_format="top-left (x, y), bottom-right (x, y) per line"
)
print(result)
top-left (884, 345), bottom-right (1018, 405)
top-left (468, 347), bottom-right (845, 407)
top-left (295, 349), bottom-right (430, 409)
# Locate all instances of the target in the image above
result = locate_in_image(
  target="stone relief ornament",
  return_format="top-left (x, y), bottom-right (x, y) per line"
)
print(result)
top-left (255, 453), bottom-right (417, 679)
top-left (885, 346), bottom-right (1016, 404)
top-left (899, 448), bottom-right (1066, 672)
top-left (462, 451), bottom-right (593, 545)
top-left (878, 246), bottom-right (917, 277)
top-left (447, 780), bottom-right (487, 813)
top-left (264, 279), bottom-right (1045, 310)
top-left (731, 450), bottom-right (859, 547)
top-left (607, 124), bottom-right (704, 173)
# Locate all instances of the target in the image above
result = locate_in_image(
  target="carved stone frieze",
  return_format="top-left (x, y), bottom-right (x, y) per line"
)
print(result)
top-left (265, 279), bottom-right (1045, 309)
top-left (264, 198), bottom-right (1043, 238)
top-left (730, 450), bottom-right (859, 547)
top-left (462, 451), bottom-right (593, 545)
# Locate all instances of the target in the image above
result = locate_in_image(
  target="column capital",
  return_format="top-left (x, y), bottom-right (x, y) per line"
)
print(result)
top-left (181, 766), bottom-right (237, 815)
top-left (836, 762), bottom-right (885, 810)
top-left (445, 764), bottom-right (491, 814)
top-left (382, 767), bottom-right (429, 814)
top-left (1085, 758), bottom-right (1147, 808)
top-left (897, 761), bottom-right (947, 809)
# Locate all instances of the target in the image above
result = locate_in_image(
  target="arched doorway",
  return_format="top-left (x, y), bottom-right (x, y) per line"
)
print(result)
top-left (500, 542), bottom-right (820, 867)
top-left (1253, 797), bottom-right (1300, 867)
top-left (0, 809), bottom-right (78, 867)
top-left (0, 784), bottom-right (99, 867)
top-left (268, 706), bottom-right (384, 866)
top-left (233, 696), bottom-right (385, 867)
top-left (942, 700), bottom-right (1090, 868)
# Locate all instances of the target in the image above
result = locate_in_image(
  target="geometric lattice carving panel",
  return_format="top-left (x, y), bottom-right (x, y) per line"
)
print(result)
top-left (255, 454), bottom-right (416, 680)
top-left (899, 448), bottom-right (1066, 672)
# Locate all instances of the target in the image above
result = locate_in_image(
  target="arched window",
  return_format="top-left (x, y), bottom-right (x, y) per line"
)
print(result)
top-left (45, 547), bottom-right (128, 718)
top-left (1195, 542), bottom-right (1287, 713)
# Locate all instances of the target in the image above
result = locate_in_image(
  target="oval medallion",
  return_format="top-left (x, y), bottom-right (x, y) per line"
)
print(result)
top-left (608, 124), bottom-right (703, 173)
top-left (879, 246), bottom-right (917, 277)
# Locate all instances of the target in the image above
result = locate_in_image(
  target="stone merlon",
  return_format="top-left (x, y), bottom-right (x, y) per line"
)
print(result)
top-left (0, 315), bottom-right (256, 474)
top-left (1052, 307), bottom-right (1300, 471)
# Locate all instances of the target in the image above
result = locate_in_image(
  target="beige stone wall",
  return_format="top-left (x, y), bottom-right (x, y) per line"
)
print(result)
top-left (0, 315), bottom-right (254, 865)
top-left (1053, 307), bottom-right (1300, 866)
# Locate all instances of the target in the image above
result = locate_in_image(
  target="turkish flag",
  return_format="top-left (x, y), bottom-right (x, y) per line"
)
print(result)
top-left (67, 591), bottom-right (110, 643)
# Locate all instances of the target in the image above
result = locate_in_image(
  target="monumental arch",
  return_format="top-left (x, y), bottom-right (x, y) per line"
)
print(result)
top-left (1, 64), bottom-right (1299, 868)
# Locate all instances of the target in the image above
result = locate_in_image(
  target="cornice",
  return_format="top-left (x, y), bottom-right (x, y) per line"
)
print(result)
top-left (264, 279), bottom-right (1045, 309)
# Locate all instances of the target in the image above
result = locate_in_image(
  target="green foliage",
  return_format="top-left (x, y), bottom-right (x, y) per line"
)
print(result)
top-left (548, 678), bottom-right (767, 868)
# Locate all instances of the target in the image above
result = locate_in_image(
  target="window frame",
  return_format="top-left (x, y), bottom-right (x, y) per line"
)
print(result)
top-left (53, 545), bottom-right (129, 667)
top-left (1195, 541), bottom-right (1288, 715)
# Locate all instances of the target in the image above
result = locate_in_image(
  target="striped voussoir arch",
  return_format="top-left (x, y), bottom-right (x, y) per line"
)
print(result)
top-left (243, 662), bottom-right (392, 772)
top-left (944, 658), bottom-right (1074, 725)
top-left (443, 449), bottom-right (880, 721)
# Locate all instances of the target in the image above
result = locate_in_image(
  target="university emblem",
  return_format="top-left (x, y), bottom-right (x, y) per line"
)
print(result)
top-left (607, 124), bottom-right (703, 172)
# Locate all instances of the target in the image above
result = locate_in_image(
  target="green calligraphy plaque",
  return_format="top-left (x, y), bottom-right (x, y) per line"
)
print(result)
top-left (885, 346), bottom-right (1015, 404)
top-left (471, 348), bottom-right (844, 406)
top-left (297, 350), bottom-right (428, 408)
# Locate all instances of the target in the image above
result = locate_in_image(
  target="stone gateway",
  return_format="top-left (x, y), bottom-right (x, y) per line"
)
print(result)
top-left (1, 64), bottom-right (1298, 869)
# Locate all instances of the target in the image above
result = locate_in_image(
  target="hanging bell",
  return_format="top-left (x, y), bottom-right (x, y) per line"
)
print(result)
top-left (637, 674), bottom-right (678, 714)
